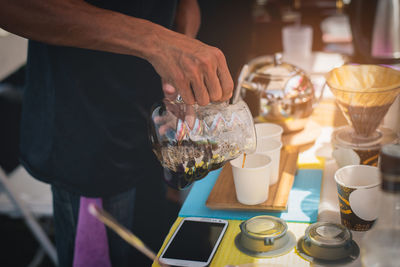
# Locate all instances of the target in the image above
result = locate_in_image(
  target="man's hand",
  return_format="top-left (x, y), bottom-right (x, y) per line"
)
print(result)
top-left (149, 31), bottom-right (233, 106)
top-left (149, 32), bottom-right (233, 105)
top-left (162, 82), bottom-right (178, 101)
top-left (156, 0), bottom-right (233, 106)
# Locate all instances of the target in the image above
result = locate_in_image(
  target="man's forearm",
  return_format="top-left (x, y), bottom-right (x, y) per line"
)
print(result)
top-left (0, 0), bottom-right (234, 105)
top-left (174, 0), bottom-right (201, 38)
top-left (0, 0), bottom-right (168, 61)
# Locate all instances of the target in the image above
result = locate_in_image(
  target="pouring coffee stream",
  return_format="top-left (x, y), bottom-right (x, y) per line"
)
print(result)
top-left (242, 153), bottom-right (246, 168)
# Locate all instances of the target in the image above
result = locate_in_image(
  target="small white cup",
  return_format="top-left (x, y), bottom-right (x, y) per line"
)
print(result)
top-left (230, 154), bottom-right (272, 205)
top-left (256, 139), bottom-right (282, 185)
top-left (255, 123), bottom-right (283, 142)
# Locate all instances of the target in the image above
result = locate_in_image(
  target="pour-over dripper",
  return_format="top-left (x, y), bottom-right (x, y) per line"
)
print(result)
top-left (327, 65), bottom-right (400, 144)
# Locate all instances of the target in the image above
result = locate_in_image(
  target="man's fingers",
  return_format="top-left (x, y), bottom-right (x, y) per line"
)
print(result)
top-left (152, 33), bottom-right (233, 105)
top-left (190, 79), bottom-right (209, 106)
top-left (176, 81), bottom-right (196, 105)
top-left (159, 124), bottom-right (173, 135)
top-left (162, 82), bottom-right (178, 100)
top-left (162, 82), bottom-right (176, 95)
top-left (204, 70), bottom-right (223, 103)
top-left (181, 62), bottom-right (210, 106)
top-left (153, 116), bottom-right (165, 124)
top-left (215, 50), bottom-right (234, 101)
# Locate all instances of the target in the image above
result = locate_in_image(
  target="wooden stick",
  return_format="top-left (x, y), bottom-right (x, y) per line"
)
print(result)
top-left (88, 203), bottom-right (157, 261)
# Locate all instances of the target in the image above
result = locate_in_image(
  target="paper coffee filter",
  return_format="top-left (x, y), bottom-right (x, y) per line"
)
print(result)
top-left (327, 65), bottom-right (400, 107)
top-left (327, 65), bottom-right (400, 92)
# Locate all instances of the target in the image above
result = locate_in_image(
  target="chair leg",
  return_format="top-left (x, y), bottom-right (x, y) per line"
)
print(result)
top-left (27, 247), bottom-right (45, 267)
top-left (0, 168), bottom-right (58, 265)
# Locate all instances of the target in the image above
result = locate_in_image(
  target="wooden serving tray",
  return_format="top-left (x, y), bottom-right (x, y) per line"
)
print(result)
top-left (206, 146), bottom-right (299, 211)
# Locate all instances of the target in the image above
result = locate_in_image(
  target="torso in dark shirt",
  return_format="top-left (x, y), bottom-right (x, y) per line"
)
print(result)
top-left (20, 0), bottom-right (177, 197)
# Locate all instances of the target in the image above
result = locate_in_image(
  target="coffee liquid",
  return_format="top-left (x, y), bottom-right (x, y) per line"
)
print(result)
top-left (153, 139), bottom-right (239, 190)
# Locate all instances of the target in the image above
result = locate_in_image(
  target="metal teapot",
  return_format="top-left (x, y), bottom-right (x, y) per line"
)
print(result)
top-left (240, 54), bottom-right (316, 133)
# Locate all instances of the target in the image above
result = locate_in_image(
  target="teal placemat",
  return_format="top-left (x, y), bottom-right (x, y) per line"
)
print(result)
top-left (179, 168), bottom-right (322, 223)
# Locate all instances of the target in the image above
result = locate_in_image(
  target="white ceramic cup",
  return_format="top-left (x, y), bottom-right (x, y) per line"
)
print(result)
top-left (230, 153), bottom-right (272, 205)
top-left (255, 139), bottom-right (282, 185)
top-left (255, 123), bottom-right (283, 142)
top-left (334, 165), bottom-right (381, 231)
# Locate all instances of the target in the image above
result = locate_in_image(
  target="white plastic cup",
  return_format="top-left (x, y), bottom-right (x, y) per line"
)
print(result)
top-left (334, 165), bottom-right (381, 231)
top-left (230, 154), bottom-right (272, 205)
top-left (255, 123), bottom-right (283, 142)
top-left (282, 24), bottom-right (313, 59)
top-left (255, 139), bottom-right (282, 185)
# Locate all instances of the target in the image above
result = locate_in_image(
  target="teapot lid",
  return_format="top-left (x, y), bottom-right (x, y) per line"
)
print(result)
top-left (251, 53), bottom-right (299, 77)
top-left (242, 53), bottom-right (313, 99)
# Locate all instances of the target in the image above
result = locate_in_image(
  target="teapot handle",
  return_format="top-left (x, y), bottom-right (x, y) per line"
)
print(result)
top-left (230, 64), bottom-right (249, 105)
top-left (312, 81), bottom-right (327, 109)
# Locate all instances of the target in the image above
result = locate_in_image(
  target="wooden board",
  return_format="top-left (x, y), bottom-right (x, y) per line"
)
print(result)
top-left (282, 120), bottom-right (322, 152)
top-left (206, 146), bottom-right (299, 211)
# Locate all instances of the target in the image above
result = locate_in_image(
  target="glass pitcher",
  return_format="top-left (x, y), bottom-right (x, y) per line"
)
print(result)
top-left (149, 98), bottom-right (256, 190)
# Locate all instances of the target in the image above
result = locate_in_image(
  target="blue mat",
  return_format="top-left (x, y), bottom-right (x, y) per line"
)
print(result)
top-left (179, 168), bottom-right (322, 223)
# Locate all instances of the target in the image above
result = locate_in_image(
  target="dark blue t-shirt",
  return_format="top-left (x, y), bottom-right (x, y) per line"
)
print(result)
top-left (20, 0), bottom-right (177, 197)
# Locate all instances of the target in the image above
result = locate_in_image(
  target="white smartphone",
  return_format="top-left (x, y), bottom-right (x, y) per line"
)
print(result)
top-left (159, 217), bottom-right (229, 267)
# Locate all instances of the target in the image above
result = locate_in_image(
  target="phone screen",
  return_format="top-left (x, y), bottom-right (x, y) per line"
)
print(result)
top-left (162, 220), bottom-right (226, 262)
